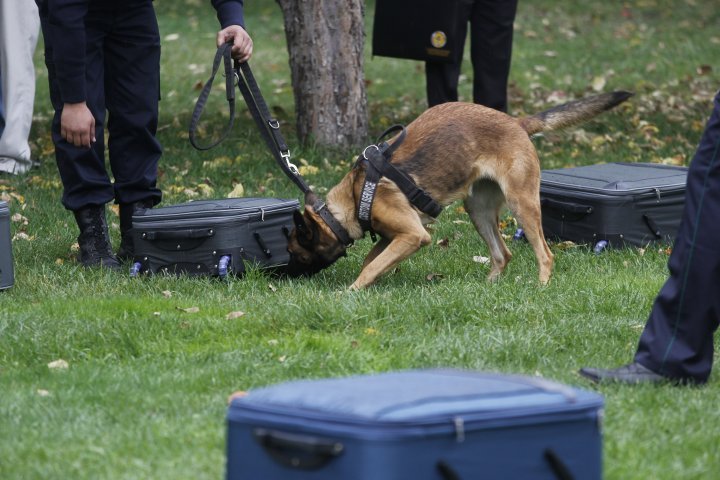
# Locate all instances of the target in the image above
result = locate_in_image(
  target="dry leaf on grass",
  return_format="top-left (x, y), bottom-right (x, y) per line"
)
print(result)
top-left (473, 255), bottom-right (490, 264)
top-left (268, 284), bottom-right (277, 292)
top-left (37, 389), bottom-right (51, 397)
top-left (226, 311), bottom-right (245, 320)
top-left (177, 306), bottom-right (200, 313)
top-left (426, 273), bottom-right (444, 281)
top-left (48, 359), bottom-right (69, 370)
top-left (162, 290), bottom-right (172, 298)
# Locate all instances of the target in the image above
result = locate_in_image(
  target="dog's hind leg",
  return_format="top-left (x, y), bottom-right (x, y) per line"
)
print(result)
top-left (504, 188), bottom-right (554, 285)
top-left (464, 179), bottom-right (512, 282)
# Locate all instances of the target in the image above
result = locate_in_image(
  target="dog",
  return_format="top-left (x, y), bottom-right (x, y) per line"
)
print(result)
top-left (287, 91), bottom-right (633, 290)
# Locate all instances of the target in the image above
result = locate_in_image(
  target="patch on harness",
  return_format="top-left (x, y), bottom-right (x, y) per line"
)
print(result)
top-left (358, 181), bottom-right (377, 221)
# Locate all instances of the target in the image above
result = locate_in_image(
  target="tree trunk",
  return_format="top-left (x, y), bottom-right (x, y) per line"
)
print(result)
top-left (276, 0), bottom-right (368, 147)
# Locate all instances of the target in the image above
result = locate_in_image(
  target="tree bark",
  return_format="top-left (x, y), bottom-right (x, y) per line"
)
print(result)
top-left (276, 0), bottom-right (368, 147)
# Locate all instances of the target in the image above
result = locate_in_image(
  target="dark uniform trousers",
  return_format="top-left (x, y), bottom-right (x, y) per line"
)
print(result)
top-left (635, 90), bottom-right (720, 384)
top-left (425, 0), bottom-right (518, 111)
top-left (40, 1), bottom-right (162, 211)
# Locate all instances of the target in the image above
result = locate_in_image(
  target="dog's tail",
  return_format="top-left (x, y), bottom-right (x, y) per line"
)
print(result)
top-left (519, 91), bottom-right (633, 136)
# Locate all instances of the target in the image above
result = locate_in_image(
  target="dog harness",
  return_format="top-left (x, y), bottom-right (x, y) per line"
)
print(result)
top-left (356, 125), bottom-right (443, 238)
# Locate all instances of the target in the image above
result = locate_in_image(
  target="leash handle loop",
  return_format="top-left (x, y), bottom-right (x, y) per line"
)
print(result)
top-left (188, 43), bottom-right (236, 151)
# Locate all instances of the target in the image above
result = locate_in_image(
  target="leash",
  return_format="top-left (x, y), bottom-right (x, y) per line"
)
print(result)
top-left (188, 43), bottom-right (353, 246)
top-left (356, 125), bottom-right (443, 238)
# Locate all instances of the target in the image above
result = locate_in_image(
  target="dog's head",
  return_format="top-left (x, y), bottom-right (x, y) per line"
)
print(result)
top-left (285, 206), bottom-right (348, 277)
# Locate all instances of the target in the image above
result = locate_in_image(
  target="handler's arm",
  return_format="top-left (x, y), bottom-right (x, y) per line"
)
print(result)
top-left (211, 0), bottom-right (253, 62)
top-left (47, 0), bottom-right (95, 148)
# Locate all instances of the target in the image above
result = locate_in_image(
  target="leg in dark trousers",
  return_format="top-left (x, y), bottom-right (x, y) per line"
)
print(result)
top-left (425, 0), bottom-right (517, 110)
top-left (634, 90), bottom-right (720, 384)
top-left (104, 2), bottom-right (162, 207)
top-left (468, 0), bottom-right (518, 112)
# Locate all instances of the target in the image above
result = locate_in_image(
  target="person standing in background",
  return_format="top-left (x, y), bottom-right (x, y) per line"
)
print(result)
top-left (426, 0), bottom-right (518, 111)
top-left (0, 0), bottom-right (40, 175)
top-left (35, 0), bottom-right (252, 270)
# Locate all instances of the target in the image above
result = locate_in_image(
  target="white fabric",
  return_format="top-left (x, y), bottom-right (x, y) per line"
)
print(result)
top-left (0, 0), bottom-right (40, 175)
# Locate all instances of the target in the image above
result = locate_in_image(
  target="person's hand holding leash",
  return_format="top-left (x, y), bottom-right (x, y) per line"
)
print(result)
top-left (217, 25), bottom-right (253, 62)
top-left (61, 102), bottom-right (96, 148)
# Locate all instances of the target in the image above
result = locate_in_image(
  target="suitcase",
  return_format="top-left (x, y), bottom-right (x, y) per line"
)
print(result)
top-left (539, 162), bottom-right (687, 250)
top-left (129, 197), bottom-right (299, 277)
top-left (226, 369), bottom-right (604, 480)
top-left (372, 0), bottom-right (462, 64)
top-left (0, 201), bottom-right (13, 290)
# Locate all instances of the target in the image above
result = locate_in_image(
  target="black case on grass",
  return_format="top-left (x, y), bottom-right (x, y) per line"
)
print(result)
top-left (540, 162), bottom-right (687, 248)
top-left (0, 201), bottom-right (13, 290)
top-left (372, 0), bottom-right (462, 64)
top-left (130, 197), bottom-right (299, 277)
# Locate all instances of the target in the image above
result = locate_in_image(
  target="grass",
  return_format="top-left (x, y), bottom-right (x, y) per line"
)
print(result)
top-left (1, 0), bottom-right (719, 478)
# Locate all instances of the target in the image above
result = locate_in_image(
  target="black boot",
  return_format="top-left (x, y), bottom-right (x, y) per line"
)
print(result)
top-left (117, 199), bottom-right (153, 262)
top-left (73, 205), bottom-right (121, 270)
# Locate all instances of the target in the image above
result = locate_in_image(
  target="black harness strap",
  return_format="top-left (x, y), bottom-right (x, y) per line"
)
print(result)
top-left (357, 125), bottom-right (443, 237)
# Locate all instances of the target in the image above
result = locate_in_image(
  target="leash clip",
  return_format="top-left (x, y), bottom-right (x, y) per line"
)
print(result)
top-left (281, 150), bottom-right (299, 175)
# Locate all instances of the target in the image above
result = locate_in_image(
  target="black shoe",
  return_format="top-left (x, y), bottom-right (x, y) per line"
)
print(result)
top-left (73, 205), bottom-right (121, 270)
top-left (579, 362), bottom-right (666, 384)
top-left (117, 199), bottom-right (153, 262)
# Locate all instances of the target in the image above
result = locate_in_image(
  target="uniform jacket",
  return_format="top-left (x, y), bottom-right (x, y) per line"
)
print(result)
top-left (36, 0), bottom-right (245, 104)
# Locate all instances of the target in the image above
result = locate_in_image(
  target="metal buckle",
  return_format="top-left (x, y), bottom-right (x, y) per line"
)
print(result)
top-left (281, 150), bottom-right (299, 175)
top-left (362, 144), bottom-right (379, 160)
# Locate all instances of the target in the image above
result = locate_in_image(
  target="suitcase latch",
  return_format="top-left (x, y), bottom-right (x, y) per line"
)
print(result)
top-left (453, 416), bottom-right (465, 443)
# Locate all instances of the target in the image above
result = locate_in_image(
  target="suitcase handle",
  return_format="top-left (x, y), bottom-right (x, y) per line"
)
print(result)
top-left (541, 197), bottom-right (594, 216)
top-left (253, 428), bottom-right (344, 470)
top-left (141, 228), bottom-right (215, 241)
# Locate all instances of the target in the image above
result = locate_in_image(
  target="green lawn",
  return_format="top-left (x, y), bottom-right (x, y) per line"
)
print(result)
top-left (1, 0), bottom-right (719, 478)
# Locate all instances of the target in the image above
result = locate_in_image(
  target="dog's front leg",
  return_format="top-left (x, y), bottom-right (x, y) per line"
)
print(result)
top-left (361, 237), bottom-right (390, 269)
top-left (350, 231), bottom-right (431, 290)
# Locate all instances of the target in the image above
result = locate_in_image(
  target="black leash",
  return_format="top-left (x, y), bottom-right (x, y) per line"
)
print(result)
top-left (189, 43), bottom-right (311, 194)
top-left (188, 43), bottom-right (353, 246)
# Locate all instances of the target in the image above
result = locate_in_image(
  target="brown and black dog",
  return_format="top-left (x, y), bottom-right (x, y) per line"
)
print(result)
top-left (287, 92), bottom-right (632, 289)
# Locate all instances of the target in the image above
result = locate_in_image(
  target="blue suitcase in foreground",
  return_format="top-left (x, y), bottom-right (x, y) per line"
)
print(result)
top-left (226, 369), bottom-right (604, 479)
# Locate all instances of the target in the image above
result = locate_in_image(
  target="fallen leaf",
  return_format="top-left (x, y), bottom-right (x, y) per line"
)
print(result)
top-left (37, 389), bottom-right (51, 397)
top-left (48, 359), bottom-right (69, 370)
top-left (164, 33), bottom-right (180, 41)
top-left (697, 64), bottom-right (712, 76)
top-left (278, 355), bottom-right (287, 363)
top-left (12, 232), bottom-right (33, 241)
top-left (268, 284), bottom-right (277, 292)
top-left (227, 183), bottom-right (245, 198)
top-left (226, 311), bottom-right (245, 320)
top-left (364, 327), bottom-right (378, 335)
top-left (177, 306), bottom-right (200, 313)
top-left (436, 238), bottom-right (449, 248)
top-left (162, 290), bottom-right (172, 298)
top-left (473, 255), bottom-right (490, 264)
top-left (426, 273), bottom-right (444, 281)
top-left (267, 339), bottom-right (279, 346)
top-left (591, 76), bottom-right (607, 92)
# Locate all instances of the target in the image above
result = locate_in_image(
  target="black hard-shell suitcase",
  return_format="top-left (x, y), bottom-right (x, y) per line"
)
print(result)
top-left (0, 201), bottom-right (13, 290)
top-left (226, 369), bottom-right (604, 480)
top-left (539, 162), bottom-right (687, 250)
top-left (372, 0), bottom-right (462, 64)
top-left (129, 197), bottom-right (299, 278)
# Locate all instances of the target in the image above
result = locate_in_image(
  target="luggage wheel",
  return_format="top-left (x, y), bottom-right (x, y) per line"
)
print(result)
top-left (593, 240), bottom-right (608, 254)
top-left (218, 255), bottom-right (231, 279)
top-left (129, 261), bottom-right (143, 277)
